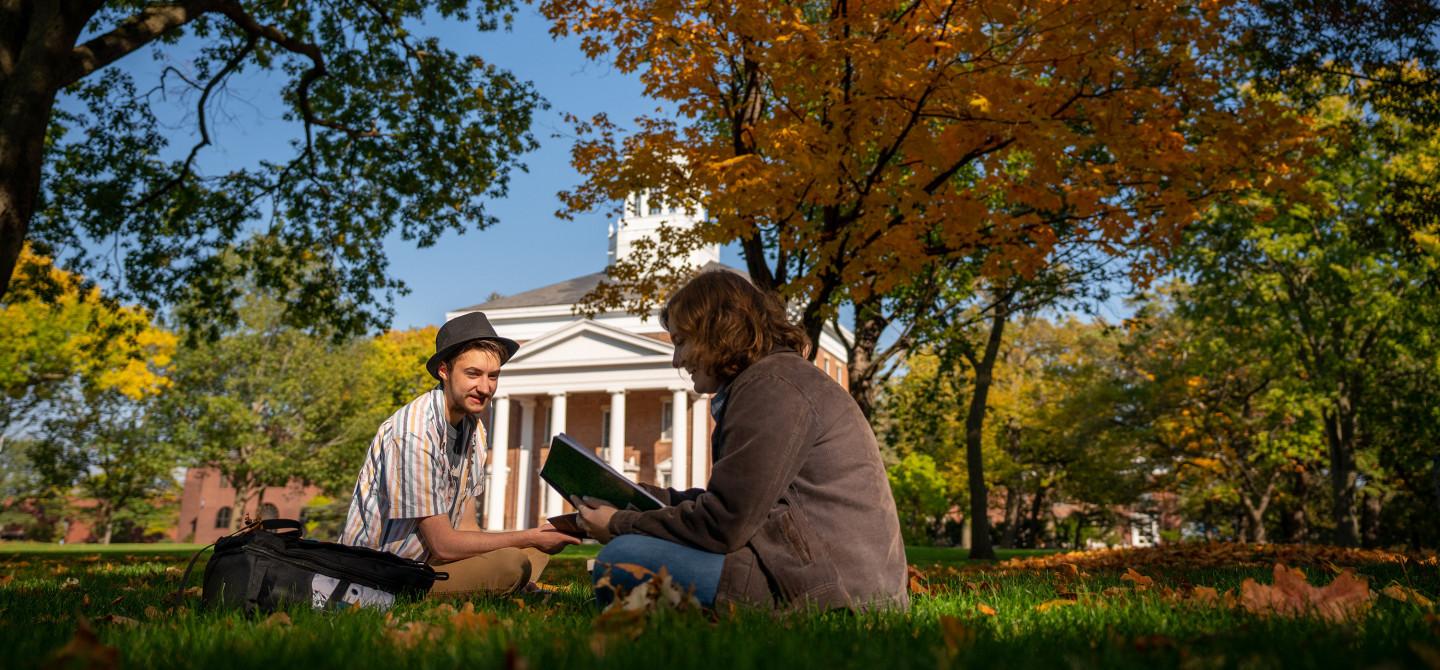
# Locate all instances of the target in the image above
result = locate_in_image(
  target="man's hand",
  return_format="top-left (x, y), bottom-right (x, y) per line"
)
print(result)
top-left (527, 523), bottom-right (583, 554)
top-left (572, 496), bottom-right (619, 543)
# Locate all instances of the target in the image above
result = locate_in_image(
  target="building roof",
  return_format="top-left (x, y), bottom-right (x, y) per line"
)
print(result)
top-left (456, 261), bottom-right (743, 311)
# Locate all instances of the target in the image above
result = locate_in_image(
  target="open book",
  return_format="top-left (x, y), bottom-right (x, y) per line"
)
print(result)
top-left (540, 433), bottom-right (667, 513)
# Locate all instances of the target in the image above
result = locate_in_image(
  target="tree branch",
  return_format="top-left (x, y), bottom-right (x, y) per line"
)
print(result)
top-left (63, 0), bottom-right (218, 89)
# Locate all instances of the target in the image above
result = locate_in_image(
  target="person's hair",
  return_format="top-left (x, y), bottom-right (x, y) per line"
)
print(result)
top-left (443, 339), bottom-right (510, 375)
top-left (660, 270), bottom-right (811, 381)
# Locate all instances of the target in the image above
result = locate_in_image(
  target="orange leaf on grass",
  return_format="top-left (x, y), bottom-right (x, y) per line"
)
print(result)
top-left (46, 616), bottom-right (119, 670)
top-left (1240, 563), bottom-right (1372, 623)
top-left (387, 621), bottom-right (443, 649)
top-left (976, 603), bottom-right (997, 617)
top-left (938, 615), bottom-right (973, 654)
top-left (1381, 584), bottom-right (1434, 609)
top-left (448, 602), bottom-right (498, 632)
top-left (1034, 599), bottom-right (1076, 612)
top-left (1121, 568), bottom-right (1154, 590)
top-left (260, 612), bottom-right (291, 628)
top-left (907, 565), bottom-right (930, 595)
top-left (1191, 586), bottom-right (1220, 604)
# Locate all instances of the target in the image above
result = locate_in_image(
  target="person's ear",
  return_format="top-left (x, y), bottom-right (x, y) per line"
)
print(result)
top-left (436, 361), bottom-right (449, 384)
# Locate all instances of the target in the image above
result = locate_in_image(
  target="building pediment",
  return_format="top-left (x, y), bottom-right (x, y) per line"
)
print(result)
top-left (505, 319), bottom-right (673, 370)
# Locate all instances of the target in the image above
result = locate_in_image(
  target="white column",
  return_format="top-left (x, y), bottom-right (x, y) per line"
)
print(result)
top-left (515, 398), bottom-right (536, 529)
top-left (670, 388), bottom-right (689, 490)
top-left (691, 394), bottom-right (710, 487)
top-left (607, 389), bottom-right (627, 475)
top-left (544, 392), bottom-right (567, 517)
top-left (485, 395), bottom-right (511, 530)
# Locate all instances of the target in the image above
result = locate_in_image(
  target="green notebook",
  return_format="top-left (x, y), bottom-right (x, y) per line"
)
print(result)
top-left (540, 433), bottom-right (666, 512)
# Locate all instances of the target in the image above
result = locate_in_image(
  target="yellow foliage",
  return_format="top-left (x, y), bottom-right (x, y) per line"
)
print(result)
top-left (0, 245), bottom-right (174, 401)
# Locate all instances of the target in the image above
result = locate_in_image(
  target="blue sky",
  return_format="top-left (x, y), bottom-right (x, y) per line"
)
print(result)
top-left (69, 4), bottom-right (1133, 333)
top-left (76, 5), bottom-right (735, 331)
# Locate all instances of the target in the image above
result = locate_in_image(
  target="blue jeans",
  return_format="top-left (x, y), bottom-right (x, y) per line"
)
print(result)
top-left (591, 534), bottom-right (725, 608)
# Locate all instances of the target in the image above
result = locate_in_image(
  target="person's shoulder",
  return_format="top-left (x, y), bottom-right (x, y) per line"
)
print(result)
top-left (744, 349), bottom-right (830, 383)
top-left (732, 350), bottom-right (834, 399)
top-left (376, 389), bottom-right (444, 444)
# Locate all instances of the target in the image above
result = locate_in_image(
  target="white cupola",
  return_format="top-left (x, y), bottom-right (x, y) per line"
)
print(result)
top-left (607, 190), bottom-right (721, 269)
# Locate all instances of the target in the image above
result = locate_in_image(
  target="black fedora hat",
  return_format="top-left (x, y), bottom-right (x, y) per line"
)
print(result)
top-left (426, 312), bottom-right (520, 380)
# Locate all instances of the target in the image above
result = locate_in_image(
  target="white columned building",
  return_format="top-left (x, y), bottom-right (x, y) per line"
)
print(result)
top-left (446, 191), bottom-right (855, 530)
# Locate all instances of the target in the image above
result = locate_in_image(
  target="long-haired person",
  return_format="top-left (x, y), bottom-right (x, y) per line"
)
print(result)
top-left (573, 270), bottom-right (909, 611)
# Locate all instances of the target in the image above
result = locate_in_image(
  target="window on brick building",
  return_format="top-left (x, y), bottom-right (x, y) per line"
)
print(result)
top-left (259, 503), bottom-right (279, 520)
top-left (214, 507), bottom-right (232, 529)
top-left (661, 400), bottom-right (673, 440)
top-left (601, 409), bottom-right (612, 449)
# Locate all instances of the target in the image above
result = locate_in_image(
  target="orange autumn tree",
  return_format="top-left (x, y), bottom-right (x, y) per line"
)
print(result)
top-left (544, 0), bottom-right (1305, 418)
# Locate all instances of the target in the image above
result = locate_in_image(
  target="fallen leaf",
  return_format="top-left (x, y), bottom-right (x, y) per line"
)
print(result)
top-left (95, 614), bottom-right (139, 628)
top-left (511, 597), bottom-right (527, 610)
top-left (61, 577), bottom-right (80, 590)
top-left (1034, 599), bottom-right (1076, 612)
top-left (107, 596), bottom-right (124, 608)
top-left (1121, 568), bottom-right (1155, 590)
top-left (976, 603), bottom-right (997, 617)
top-left (82, 594), bottom-right (91, 607)
top-left (610, 563), bottom-right (653, 579)
top-left (45, 616), bottom-right (119, 670)
top-left (1240, 563), bottom-right (1372, 623)
top-left (260, 612), bottom-right (291, 628)
top-left (907, 565), bottom-right (930, 595)
top-left (938, 615), bottom-right (973, 654)
top-left (143, 606), bottom-right (161, 620)
top-left (387, 621), bottom-right (443, 649)
top-left (448, 602), bottom-right (497, 632)
top-left (1192, 586), bottom-right (1220, 604)
top-left (1382, 584), bottom-right (1434, 609)
top-left (0, 574), bottom-right (13, 587)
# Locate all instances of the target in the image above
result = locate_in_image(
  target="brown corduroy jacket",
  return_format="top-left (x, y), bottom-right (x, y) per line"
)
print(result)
top-left (607, 349), bottom-right (910, 611)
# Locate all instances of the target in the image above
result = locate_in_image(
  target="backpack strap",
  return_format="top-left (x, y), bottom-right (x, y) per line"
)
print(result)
top-left (257, 518), bottom-right (304, 537)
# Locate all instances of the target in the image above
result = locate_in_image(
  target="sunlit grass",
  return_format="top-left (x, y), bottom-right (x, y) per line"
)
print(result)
top-left (2, 543), bottom-right (1435, 669)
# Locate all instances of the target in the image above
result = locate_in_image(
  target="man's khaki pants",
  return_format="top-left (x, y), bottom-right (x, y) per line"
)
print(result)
top-left (427, 547), bottom-right (550, 597)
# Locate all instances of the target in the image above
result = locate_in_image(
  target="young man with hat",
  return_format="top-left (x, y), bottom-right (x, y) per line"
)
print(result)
top-left (340, 312), bottom-right (579, 596)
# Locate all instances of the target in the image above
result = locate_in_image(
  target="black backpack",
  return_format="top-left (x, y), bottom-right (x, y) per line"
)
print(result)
top-left (180, 519), bottom-right (446, 612)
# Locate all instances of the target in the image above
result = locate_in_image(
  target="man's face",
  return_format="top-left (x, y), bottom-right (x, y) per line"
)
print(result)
top-left (438, 348), bottom-right (503, 416)
top-left (671, 331), bottom-right (721, 394)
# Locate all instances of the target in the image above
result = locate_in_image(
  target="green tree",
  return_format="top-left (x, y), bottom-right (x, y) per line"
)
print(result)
top-left (2, 1), bottom-right (542, 336)
top-left (29, 389), bottom-right (182, 543)
top-left (1, 245), bottom-right (175, 440)
top-left (160, 296), bottom-right (367, 526)
top-left (1122, 290), bottom-right (1326, 544)
top-left (1180, 93), bottom-right (1440, 545)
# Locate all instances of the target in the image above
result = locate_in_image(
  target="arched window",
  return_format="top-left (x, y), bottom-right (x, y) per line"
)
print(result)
top-left (259, 503), bottom-right (279, 520)
top-left (214, 507), bottom-right (232, 529)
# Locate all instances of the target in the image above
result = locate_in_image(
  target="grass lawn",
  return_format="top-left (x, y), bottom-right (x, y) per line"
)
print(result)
top-left (2, 540), bottom-right (1436, 669)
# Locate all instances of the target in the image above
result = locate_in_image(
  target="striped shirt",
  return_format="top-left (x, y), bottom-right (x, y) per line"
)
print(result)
top-left (339, 388), bottom-right (487, 561)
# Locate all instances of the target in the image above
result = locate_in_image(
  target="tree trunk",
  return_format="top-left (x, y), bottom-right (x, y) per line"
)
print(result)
top-left (960, 299), bottom-right (1010, 561)
top-left (1323, 396), bottom-right (1361, 546)
top-left (845, 296), bottom-right (887, 422)
top-left (1281, 468), bottom-right (1309, 543)
top-left (1000, 478), bottom-right (1022, 549)
top-left (1026, 485), bottom-right (1049, 548)
top-left (0, 35), bottom-right (63, 299)
top-left (1360, 491), bottom-right (1382, 547)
